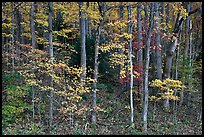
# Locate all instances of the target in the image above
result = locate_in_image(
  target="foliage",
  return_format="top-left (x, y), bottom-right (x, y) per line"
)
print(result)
top-left (2, 75), bottom-right (32, 129)
top-left (149, 79), bottom-right (186, 101)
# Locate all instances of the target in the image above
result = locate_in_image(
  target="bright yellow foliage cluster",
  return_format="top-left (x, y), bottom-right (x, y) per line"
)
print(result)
top-left (149, 78), bottom-right (186, 102)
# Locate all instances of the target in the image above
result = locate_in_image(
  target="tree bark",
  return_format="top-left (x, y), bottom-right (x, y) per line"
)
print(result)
top-left (187, 19), bottom-right (192, 106)
top-left (48, 2), bottom-right (54, 130)
top-left (143, 3), bottom-right (154, 134)
top-left (155, 2), bottom-right (162, 80)
top-left (30, 2), bottom-right (36, 120)
top-left (11, 3), bottom-right (15, 73)
top-left (180, 3), bottom-right (190, 107)
top-left (127, 3), bottom-right (134, 124)
top-left (92, 2), bottom-right (106, 124)
top-left (79, 2), bottom-right (87, 85)
top-left (137, 2), bottom-right (144, 106)
top-left (15, 2), bottom-right (21, 66)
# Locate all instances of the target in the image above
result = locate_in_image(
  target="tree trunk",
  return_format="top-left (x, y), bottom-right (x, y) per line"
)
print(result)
top-left (143, 3), bottom-right (154, 134)
top-left (155, 2), bottom-right (162, 80)
top-left (165, 3), bottom-right (169, 54)
top-left (127, 3), bottom-right (134, 124)
top-left (180, 3), bottom-right (190, 107)
top-left (163, 2), bottom-right (202, 110)
top-left (48, 2), bottom-right (54, 131)
top-left (137, 2), bottom-right (144, 106)
top-left (79, 2), bottom-right (86, 85)
top-left (11, 3), bottom-right (15, 73)
top-left (30, 2), bottom-right (36, 120)
top-left (188, 19), bottom-right (192, 106)
top-left (15, 2), bottom-right (21, 66)
top-left (92, 2), bottom-right (106, 124)
top-left (85, 2), bottom-right (90, 37)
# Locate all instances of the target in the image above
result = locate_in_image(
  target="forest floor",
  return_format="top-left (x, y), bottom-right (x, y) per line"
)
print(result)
top-left (4, 84), bottom-right (202, 135)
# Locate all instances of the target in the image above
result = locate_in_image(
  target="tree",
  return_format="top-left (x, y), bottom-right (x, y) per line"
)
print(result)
top-left (143, 2), bottom-right (154, 134)
top-left (137, 2), bottom-right (144, 106)
top-left (30, 2), bottom-right (36, 120)
top-left (163, 2), bottom-right (202, 110)
top-left (79, 2), bottom-right (87, 85)
top-left (163, 3), bottom-right (202, 79)
top-left (11, 3), bottom-right (15, 73)
top-left (92, 2), bottom-right (106, 124)
top-left (48, 2), bottom-right (54, 130)
top-left (155, 2), bottom-right (162, 80)
top-left (127, 3), bottom-right (134, 124)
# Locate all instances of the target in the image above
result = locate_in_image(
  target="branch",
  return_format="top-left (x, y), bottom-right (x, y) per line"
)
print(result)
top-left (173, 5), bottom-right (202, 34)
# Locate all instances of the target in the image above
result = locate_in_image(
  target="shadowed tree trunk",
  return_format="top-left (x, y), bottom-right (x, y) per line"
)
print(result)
top-left (11, 3), bottom-right (15, 73)
top-left (180, 3), bottom-right (190, 107)
top-left (92, 2), bottom-right (106, 124)
top-left (137, 2), bottom-right (144, 107)
top-left (143, 3), bottom-right (154, 134)
top-left (79, 2), bottom-right (87, 85)
top-left (155, 2), bottom-right (162, 80)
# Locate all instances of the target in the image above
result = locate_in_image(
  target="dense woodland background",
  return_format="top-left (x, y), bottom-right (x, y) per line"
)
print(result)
top-left (2, 2), bottom-right (202, 135)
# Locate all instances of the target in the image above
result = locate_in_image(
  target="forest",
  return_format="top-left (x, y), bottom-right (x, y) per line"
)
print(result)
top-left (2, 2), bottom-right (202, 135)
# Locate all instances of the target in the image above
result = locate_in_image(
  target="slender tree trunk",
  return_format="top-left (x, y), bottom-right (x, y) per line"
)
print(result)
top-left (30, 2), bottom-right (36, 120)
top-left (127, 3), bottom-right (134, 124)
top-left (15, 2), bottom-right (21, 66)
top-left (48, 2), bottom-right (54, 131)
top-left (143, 3), bottom-right (154, 134)
top-left (92, 30), bottom-right (100, 124)
top-left (165, 3), bottom-right (169, 55)
top-left (11, 3), bottom-right (15, 74)
top-left (155, 2), bottom-right (162, 80)
top-left (92, 2), bottom-right (106, 124)
top-left (180, 3), bottom-right (190, 107)
top-left (21, 12), bottom-right (25, 44)
top-left (137, 2), bottom-right (144, 106)
top-left (6, 37), bottom-right (9, 70)
top-left (173, 26), bottom-right (181, 120)
top-left (119, 2), bottom-right (125, 90)
top-left (85, 2), bottom-right (89, 37)
top-left (79, 2), bottom-right (86, 85)
top-left (188, 19), bottom-right (192, 106)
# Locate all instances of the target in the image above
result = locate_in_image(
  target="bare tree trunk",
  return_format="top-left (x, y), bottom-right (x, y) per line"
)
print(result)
top-left (155, 2), bottom-right (162, 80)
top-left (85, 2), bottom-right (90, 37)
top-left (180, 3), bottom-right (190, 107)
top-left (30, 2), bottom-right (36, 121)
top-left (11, 3), bottom-right (15, 73)
top-left (137, 2), bottom-right (144, 107)
top-left (48, 2), bottom-right (54, 131)
top-left (173, 25), bottom-right (181, 120)
top-left (188, 19), bottom-right (192, 106)
top-left (119, 2), bottom-right (125, 91)
top-left (143, 3), bottom-right (154, 134)
top-left (15, 2), bottom-right (21, 66)
top-left (6, 37), bottom-right (9, 70)
top-left (92, 2), bottom-right (106, 124)
top-left (164, 3), bottom-right (169, 55)
top-left (127, 4), bottom-right (134, 124)
top-left (79, 2), bottom-right (86, 85)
